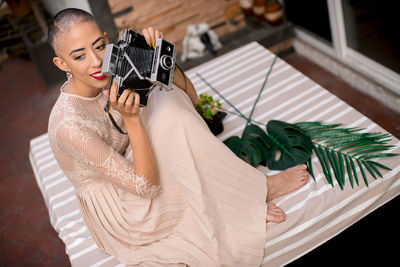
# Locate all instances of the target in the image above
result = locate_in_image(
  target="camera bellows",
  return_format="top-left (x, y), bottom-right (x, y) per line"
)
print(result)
top-left (120, 46), bottom-right (154, 89)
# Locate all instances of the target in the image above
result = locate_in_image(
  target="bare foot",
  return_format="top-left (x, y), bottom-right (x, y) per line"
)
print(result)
top-left (266, 164), bottom-right (309, 201)
top-left (266, 202), bottom-right (286, 223)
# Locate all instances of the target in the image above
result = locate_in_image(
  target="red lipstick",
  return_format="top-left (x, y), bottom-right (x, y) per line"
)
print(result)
top-left (90, 71), bottom-right (107, 80)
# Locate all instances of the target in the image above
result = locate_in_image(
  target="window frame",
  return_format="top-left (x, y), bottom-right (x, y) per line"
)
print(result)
top-left (293, 0), bottom-right (400, 95)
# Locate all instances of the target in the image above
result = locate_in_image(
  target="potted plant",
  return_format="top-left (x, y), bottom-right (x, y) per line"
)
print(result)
top-left (195, 93), bottom-right (227, 135)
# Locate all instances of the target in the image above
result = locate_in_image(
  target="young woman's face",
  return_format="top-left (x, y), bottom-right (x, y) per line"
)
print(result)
top-left (53, 20), bottom-right (111, 96)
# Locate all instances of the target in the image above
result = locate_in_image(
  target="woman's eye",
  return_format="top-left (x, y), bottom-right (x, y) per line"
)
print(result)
top-left (73, 54), bottom-right (84, 60)
top-left (96, 43), bottom-right (106, 50)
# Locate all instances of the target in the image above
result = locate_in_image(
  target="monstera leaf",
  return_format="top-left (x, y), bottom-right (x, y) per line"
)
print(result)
top-left (264, 120), bottom-right (313, 170)
top-left (224, 124), bottom-right (271, 167)
top-left (223, 121), bottom-right (314, 170)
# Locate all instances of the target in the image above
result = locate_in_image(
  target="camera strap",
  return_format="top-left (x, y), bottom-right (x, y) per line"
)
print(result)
top-left (108, 112), bottom-right (127, 135)
top-left (104, 98), bottom-right (127, 135)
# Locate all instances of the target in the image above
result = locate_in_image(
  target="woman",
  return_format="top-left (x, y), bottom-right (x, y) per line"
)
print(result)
top-left (48, 8), bottom-right (309, 266)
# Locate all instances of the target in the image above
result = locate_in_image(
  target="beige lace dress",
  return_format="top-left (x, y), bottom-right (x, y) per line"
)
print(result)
top-left (48, 82), bottom-right (267, 266)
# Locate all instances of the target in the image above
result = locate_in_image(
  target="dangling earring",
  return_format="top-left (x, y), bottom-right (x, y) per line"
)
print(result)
top-left (66, 70), bottom-right (72, 80)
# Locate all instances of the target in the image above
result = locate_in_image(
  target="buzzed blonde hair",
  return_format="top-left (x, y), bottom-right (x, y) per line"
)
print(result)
top-left (48, 8), bottom-right (100, 53)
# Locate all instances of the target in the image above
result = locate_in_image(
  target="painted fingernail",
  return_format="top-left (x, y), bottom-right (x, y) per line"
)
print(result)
top-left (148, 41), bottom-right (152, 47)
top-left (152, 43), bottom-right (155, 49)
top-left (113, 82), bottom-right (116, 87)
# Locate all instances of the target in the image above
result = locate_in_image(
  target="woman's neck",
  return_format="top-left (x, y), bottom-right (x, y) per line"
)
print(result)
top-left (66, 78), bottom-right (101, 98)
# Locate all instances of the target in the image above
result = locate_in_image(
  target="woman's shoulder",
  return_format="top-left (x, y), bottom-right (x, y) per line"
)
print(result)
top-left (48, 93), bottom-right (89, 136)
top-left (49, 92), bottom-right (78, 125)
top-left (48, 90), bottom-right (110, 142)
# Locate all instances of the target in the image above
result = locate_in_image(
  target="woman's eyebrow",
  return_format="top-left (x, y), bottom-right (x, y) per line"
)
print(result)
top-left (69, 47), bottom-right (84, 56)
top-left (69, 37), bottom-right (105, 56)
top-left (92, 36), bottom-right (105, 45)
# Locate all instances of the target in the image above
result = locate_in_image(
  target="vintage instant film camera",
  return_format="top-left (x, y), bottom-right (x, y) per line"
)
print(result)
top-left (102, 29), bottom-right (176, 106)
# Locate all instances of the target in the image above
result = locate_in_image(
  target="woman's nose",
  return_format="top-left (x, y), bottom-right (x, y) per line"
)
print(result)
top-left (90, 50), bottom-right (102, 67)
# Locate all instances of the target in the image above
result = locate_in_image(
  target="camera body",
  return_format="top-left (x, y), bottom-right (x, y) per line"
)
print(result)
top-left (102, 29), bottom-right (176, 106)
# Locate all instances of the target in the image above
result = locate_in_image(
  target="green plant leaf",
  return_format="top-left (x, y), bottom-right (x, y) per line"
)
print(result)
top-left (306, 157), bottom-right (315, 181)
top-left (224, 136), bottom-right (242, 155)
top-left (344, 155), bottom-right (354, 188)
top-left (361, 160), bottom-right (377, 180)
top-left (349, 156), bottom-right (359, 186)
top-left (326, 147), bottom-right (344, 189)
top-left (223, 124), bottom-right (271, 167)
top-left (357, 160), bottom-right (369, 187)
top-left (366, 160), bottom-right (383, 178)
top-left (295, 121), bottom-right (397, 189)
top-left (359, 153), bottom-right (398, 160)
top-left (264, 120), bottom-right (313, 170)
top-left (314, 144), bottom-right (332, 186)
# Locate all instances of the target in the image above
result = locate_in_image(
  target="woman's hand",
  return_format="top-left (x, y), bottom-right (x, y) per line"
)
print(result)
top-left (103, 82), bottom-right (140, 120)
top-left (141, 27), bottom-right (164, 48)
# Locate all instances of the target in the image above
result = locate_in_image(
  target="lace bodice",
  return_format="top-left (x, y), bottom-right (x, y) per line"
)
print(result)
top-left (48, 83), bottom-right (160, 198)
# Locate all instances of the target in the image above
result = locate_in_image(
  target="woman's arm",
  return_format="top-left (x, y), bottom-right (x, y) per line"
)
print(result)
top-left (55, 112), bottom-right (159, 197)
top-left (107, 82), bottom-right (159, 188)
top-left (173, 65), bottom-right (199, 106)
top-left (123, 106), bottom-right (158, 187)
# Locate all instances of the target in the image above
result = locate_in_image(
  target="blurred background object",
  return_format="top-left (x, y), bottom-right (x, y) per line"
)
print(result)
top-left (0, 0), bottom-right (116, 89)
top-left (264, 0), bottom-right (283, 25)
top-left (180, 23), bottom-right (222, 62)
top-left (1, 0), bottom-right (291, 87)
top-left (5, 0), bottom-right (31, 17)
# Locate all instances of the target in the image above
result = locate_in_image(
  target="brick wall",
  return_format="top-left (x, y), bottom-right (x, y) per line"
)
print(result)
top-left (107, 0), bottom-right (245, 53)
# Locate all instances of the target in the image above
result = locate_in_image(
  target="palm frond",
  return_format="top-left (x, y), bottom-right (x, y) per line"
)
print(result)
top-left (296, 121), bottom-right (397, 188)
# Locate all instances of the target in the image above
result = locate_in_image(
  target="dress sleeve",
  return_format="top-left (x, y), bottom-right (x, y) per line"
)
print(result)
top-left (55, 119), bottom-right (160, 198)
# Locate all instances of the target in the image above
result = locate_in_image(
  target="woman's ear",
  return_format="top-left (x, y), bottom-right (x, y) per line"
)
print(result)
top-left (53, 56), bottom-right (69, 72)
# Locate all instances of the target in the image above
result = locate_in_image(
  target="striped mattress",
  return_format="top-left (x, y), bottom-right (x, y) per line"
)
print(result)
top-left (29, 42), bottom-right (400, 266)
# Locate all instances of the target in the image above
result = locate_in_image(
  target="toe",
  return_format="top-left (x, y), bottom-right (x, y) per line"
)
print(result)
top-left (266, 202), bottom-right (286, 223)
top-left (297, 164), bottom-right (307, 170)
top-left (266, 212), bottom-right (286, 223)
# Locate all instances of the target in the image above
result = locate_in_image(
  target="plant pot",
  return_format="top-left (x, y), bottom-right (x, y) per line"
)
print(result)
top-left (204, 111), bottom-right (227, 136)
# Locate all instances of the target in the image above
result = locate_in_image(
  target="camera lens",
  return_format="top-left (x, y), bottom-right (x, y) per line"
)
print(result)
top-left (160, 55), bottom-right (174, 70)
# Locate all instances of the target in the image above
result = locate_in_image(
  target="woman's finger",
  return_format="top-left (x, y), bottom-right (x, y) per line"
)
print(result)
top-left (147, 27), bottom-right (156, 44)
top-left (142, 27), bottom-right (155, 46)
top-left (154, 29), bottom-right (162, 40)
top-left (125, 90), bottom-right (135, 107)
top-left (133, 92), bottom-right (140, 110)
top-left (142, 28), bottom-right (151, 47)
top-left (117, 89), bottom-right (130, 108)
top-left (110, 81), bottom-right (118, 104)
